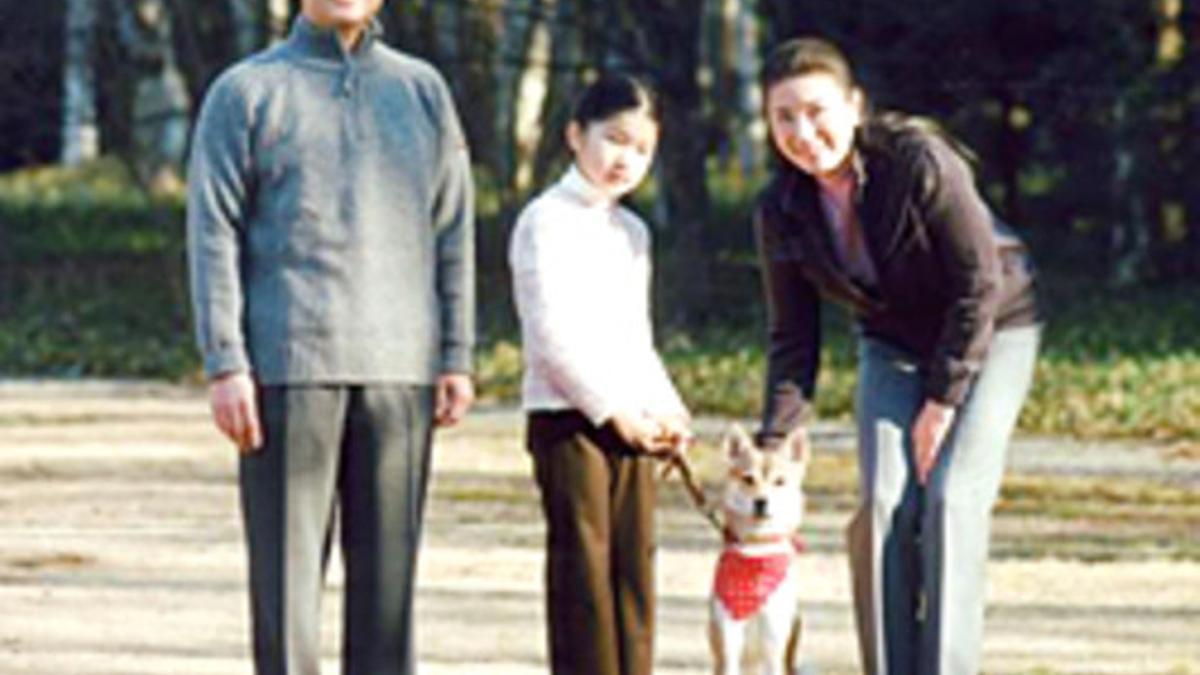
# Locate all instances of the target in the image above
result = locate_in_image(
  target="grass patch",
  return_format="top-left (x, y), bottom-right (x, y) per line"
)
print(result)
top-left (477, 283), bottom-right (1200, 442)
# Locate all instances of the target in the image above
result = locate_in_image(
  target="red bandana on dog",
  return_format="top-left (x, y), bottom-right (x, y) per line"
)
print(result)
top-left (713, 549), bottom-right (792, 620)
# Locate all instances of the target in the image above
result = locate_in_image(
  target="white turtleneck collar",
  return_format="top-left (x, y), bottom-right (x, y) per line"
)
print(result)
top-left (557, 164), bottom-right (617, 209)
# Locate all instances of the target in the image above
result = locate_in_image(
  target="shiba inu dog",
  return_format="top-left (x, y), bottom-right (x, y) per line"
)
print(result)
top-left (708, 424), bottom-right (809, 675)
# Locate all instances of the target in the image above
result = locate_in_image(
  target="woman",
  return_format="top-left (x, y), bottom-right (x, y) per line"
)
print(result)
top-left (509, 74), bottom-right (691, 675)
top-left (753, 38), bottom-right (1040, 675)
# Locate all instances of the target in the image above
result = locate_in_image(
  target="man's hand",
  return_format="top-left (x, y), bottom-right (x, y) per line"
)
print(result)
top-left (435, 373), bottom-right (475, 427)
top-left (208, 371), bottom-right (262, 453)
top-left (912, 399), bottom-right (956, 485)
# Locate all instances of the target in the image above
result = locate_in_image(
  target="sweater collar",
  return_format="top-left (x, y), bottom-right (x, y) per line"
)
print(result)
top-left (557, 164), bottom-right (617, 210)
top-left (288, 14), bottom-right (383, 65)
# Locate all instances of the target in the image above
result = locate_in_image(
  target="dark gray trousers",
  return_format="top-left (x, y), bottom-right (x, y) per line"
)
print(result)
top-left (239, 384), bottom-right (435, 675)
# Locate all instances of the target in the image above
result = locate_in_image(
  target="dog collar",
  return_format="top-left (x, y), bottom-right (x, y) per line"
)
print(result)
top-left (724, 529), bottom-right (807, 553)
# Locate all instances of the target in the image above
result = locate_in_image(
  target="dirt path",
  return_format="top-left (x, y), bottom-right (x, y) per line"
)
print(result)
top-left (0, 381), bottom-right (1196, 674)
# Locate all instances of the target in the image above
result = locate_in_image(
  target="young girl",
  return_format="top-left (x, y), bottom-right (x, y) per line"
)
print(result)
top-left (509, 74), bottom-right (691, 675)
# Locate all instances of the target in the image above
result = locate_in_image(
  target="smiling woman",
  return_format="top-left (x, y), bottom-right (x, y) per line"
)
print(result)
top-left (752, 37), bottom-right (1042, 675)
top-left (764, 65), bottom-right (863, 180)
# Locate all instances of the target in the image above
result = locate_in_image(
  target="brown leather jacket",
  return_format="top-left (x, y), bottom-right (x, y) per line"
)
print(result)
top-left (755, 118), bottom-right (1039, 440)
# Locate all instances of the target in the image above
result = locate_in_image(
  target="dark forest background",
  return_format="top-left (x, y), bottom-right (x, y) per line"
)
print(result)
top-left (0, 0), bottom-right (1196, 441)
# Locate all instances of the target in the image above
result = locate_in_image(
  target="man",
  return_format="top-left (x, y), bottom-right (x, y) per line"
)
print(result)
top-left (185, 0), bottom-right (474, 672)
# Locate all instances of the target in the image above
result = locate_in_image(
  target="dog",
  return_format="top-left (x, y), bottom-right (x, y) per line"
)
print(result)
top-left (708, 424), bottom-right (810, 675)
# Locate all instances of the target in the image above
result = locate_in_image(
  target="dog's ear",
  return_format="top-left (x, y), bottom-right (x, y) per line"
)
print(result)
top-left (782, 426), bottom-right (811, 465)
top-left (722, 424), bottom-right (756, 465)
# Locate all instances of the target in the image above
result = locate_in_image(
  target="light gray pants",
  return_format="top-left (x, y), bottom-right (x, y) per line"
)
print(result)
top-left (848, 325), bottom-right (1040, 675)
top-left (239, 384), bottom-right (435, 675)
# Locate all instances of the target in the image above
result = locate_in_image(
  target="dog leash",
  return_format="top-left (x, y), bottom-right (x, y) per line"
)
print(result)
top-left (660, 446), bottom-right (725, 535)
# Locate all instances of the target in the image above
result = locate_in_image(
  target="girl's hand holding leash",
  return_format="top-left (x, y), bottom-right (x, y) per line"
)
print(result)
top-left (609, 411), bottom-right (693, 458)
top-left (610, 411), bottom-right (671, 455)
top-left (655, 414), bottom-right (694, 460)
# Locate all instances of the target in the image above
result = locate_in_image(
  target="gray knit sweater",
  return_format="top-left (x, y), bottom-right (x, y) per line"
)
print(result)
top-left (186, 17), bottom-right (474, 384)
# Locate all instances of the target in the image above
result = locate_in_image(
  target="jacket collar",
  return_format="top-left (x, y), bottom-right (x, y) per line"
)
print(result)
top-left (769, 150), bottom-right (885, 314)
top-left (288, 14), bottom-right (383, 66)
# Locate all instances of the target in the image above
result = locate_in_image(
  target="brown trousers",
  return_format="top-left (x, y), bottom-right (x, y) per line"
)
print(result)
top-left (526, 411), bottom-right (657, 675)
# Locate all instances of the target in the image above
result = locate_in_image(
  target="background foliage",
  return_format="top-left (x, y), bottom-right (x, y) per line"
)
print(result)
top-left (0, 0), bottom-right (1197, 442)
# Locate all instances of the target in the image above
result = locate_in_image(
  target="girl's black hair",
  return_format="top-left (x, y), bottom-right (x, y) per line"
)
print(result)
top-left (570, 73), bottom-right (660, 128)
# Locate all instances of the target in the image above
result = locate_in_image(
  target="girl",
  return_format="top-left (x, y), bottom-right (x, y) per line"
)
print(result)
top-left (508, 74), bottom-right (691, 675)
top-left (753, 38), bottom-right (1041, 675)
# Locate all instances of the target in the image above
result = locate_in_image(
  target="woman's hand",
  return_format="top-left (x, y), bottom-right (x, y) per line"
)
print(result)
top-left (912, 399), bottom-right (956, 485)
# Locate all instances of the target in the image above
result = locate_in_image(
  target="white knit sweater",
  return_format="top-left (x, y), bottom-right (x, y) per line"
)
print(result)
top-left (508, 166), bottom-right (688, 425)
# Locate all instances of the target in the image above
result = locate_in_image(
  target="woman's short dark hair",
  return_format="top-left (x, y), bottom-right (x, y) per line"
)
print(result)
top-left (760, 37), bottom-right (859, 95)
top-left (570, 73), bottom-right (660, 128)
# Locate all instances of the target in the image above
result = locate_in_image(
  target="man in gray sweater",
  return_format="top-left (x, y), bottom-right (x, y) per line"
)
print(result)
top-left (185, 0), bottom-right (474, 672)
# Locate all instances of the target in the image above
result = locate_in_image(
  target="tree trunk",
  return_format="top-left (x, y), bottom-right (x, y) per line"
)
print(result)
top-left (632, 1), bottom-right (713, 327)
top-left (228, 0), bottom-right (259, 55)
top-left (734, 0), bottom-right (764, 179)
top-left (995, 93), bottom-right (1027, 226)
top-left (117, 0), bottom-right (192, 192)
top-left (494, 0), bottom-right (538, 205)
top-left (1151, 0), bottom-right (1193, 280)
top-left (531, 0), bottom-right (585, 188)
top-left (455, 1), bottom-right (500, 185)
top-left (62, 0), bottom-right (100, 165)
top-left (508, 0), bottom-right (553, 201)
top-left (1108, 98), bottom-right (1150, 286)
top-left (704, 0), bottom-right (735, 172)
top-left (266, 0), bottom-right (291, 42)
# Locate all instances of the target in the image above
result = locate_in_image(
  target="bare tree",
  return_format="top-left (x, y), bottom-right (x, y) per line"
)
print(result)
top-left (628, 0), bottom-right (714, 326)
top-left (732, 0), bottom-right (765, 178)
top-left (224, 0), bottom-right (291, 52)
top-left (62, 0), bottom-right (99, 165)
top-left (266, 0), bottom-right (292, 42)
top-left (228, 0), bottom-right (260, 55)
top-left (492, 0), bottom-right (553, 202)
top-left (115, 0), bottom-right (192, 192)
top-left (529, 0), bottom-right (588, 189)
top-left (1108, 97), bottom-right (1151, 285)
top-left (700, 0), bottom-right (764, 180)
